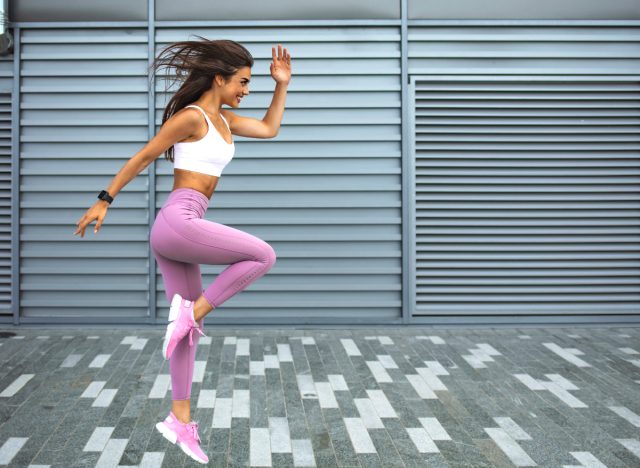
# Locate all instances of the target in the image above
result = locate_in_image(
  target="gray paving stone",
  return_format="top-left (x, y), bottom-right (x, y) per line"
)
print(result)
top-left (228, 417), bottom-right (250, 466)
top-left (0, 326), bottom-right (639, 467)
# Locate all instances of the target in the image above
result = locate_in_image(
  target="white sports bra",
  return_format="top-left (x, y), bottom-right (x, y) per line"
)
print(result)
top-left (173, 104), bottom-right (235, 177)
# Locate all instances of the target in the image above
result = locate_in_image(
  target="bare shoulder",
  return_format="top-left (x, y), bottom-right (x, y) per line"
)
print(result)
top-left (168, 105), bottom-right (200, 123)
top-left (159, 106), bottom-right (203, 143)
top-left (137, 105), bottom-right (205, 162)
top-left (174, 105), bottom-right (203, 122)
top-left (174, 105), bottom-right (205, 128)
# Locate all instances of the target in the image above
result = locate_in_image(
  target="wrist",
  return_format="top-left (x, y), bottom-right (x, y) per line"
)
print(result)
top-left (97, 189), bottom-right (114, 205)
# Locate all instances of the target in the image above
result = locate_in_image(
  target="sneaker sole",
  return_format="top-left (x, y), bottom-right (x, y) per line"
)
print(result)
top-left (163, 293), bottom-right (193, 360)
top-left (168, 293), bottom-right (183, 322)
top-left (156, 421), bottom-right (208, 464)
top-left (178, 440), bottom-right (209, 464)
top-left (155, 421), bottom-right (178, 444)
top-left (162, 321), bottom-right (177, 360)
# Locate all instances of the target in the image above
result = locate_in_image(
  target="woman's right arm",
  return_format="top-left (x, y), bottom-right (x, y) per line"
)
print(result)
top-left (73, 108), bottom-right (199, 238)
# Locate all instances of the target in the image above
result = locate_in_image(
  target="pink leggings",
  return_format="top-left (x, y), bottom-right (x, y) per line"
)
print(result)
top-left (149, 187), bottom-right (276, 400)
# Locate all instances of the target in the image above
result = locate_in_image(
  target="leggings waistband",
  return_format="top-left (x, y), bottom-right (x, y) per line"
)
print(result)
top-left (165, 188), bottom-right (210, 215)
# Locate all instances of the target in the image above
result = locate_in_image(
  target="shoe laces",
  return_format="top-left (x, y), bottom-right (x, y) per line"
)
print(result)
top-left (187, 325), bottom-right (207, 346)
top-left (180, 301), bottom-right (208, 346)
top-left (186, 421), bottom-right (201, 443)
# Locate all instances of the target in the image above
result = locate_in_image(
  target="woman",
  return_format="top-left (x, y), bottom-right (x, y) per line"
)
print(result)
top-left (73, 38), bottom-right (291, 464)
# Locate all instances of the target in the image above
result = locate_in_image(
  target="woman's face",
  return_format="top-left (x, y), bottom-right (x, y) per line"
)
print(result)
top-left (220, 67), bottom-right (251, 108)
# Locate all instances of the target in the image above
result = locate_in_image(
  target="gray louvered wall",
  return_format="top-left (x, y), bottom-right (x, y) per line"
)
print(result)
top-left (10, 18), bottom-right (640, 324)
top-left (20, 28), bottom-right (151, 321)
top-left (153, 27), bottom-right (403, 323)
top-left (408, 24), bottom-right (640, 316)
top-left (0, 55), bottom-right (11, 319)
top-left (16, 25), bottom-right (403, 323)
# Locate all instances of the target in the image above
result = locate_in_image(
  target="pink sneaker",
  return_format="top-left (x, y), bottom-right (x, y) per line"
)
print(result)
top-left (155, 411), bottom-right (209, 464)
top-left (162, 293), bottom-right (207, 360)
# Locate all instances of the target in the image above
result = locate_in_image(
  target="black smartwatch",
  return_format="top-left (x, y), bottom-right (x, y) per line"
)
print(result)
top-left (97, 190), bottom-right (114, 204)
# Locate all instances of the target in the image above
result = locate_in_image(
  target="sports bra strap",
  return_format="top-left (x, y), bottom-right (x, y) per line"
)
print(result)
top-left (220, 113), bottom-right (231, 131)
top-left (185, 104), bottom-right (209, 121)
top-left (185, 104), bottom-right (230, 131)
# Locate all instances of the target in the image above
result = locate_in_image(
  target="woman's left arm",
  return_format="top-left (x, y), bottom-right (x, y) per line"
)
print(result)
top-left (263, 44), bottom-right (291, 137)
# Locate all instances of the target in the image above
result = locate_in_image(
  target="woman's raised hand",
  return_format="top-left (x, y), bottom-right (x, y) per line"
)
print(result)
top-left (270, 44), bottom-right (291, 84)
top-left (73, 200), bottom-right (109, 238)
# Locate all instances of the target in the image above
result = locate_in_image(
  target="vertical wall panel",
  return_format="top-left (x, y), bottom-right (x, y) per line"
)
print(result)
top-left (409, 24), bottom-right (640, 317)
top-left (0, 56), bottom-right (11, 318)
top-left (153, 27), bottom-right (404, 323)
top-left (19, 28), bottom-right (151, 320)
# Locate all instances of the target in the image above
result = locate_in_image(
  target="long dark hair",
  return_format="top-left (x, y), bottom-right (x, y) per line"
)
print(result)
top-left (148, 36), bottom-right (254, 162)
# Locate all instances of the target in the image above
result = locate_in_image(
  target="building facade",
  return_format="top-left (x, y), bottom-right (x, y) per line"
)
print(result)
top-left (3, 0), bottom-right (640, 325)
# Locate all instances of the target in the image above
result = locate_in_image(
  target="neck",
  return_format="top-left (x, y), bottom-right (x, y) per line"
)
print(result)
top-left (195, 89), bottom-right (223, 113)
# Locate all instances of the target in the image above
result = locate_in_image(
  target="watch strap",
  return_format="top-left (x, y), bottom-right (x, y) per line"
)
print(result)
top-left (98, 190), bottom-right (114, 204)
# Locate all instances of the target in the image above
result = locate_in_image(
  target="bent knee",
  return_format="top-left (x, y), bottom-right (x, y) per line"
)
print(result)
top-left (260, 242), bottom-right (277, 269)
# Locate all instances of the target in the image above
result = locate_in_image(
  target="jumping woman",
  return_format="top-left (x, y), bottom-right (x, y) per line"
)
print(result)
top-left (73, 38), bottom-right (291, 464)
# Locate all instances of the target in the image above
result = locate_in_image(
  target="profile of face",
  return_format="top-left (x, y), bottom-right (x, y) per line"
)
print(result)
top-left (216, 66), bottom-right (251, 107)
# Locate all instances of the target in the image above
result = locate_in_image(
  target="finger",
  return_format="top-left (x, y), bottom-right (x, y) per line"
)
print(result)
top-left (278, 44), bottom-right (282, 60)
top-left (79, 218), bottom-right (93, 237)
top-left (75, 215), bottom-right (87, 232)
top-left (272, 46), bottom-right (276, 61)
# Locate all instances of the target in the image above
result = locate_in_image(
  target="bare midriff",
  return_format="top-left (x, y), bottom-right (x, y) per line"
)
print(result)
top-left (172, 168), bottom-right (219, 200)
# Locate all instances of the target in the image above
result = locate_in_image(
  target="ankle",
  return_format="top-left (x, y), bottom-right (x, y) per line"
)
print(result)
top-left (192, 305), bottom-right (209, 323)
top-left (173, 412), bottom-right (190, 424)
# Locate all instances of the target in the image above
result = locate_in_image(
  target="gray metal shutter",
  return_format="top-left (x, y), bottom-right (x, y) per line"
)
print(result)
top-left (407, 23), bottom-right (640, 319)
top-left (410, 74), bottom-right (640, 316)
top-left (0, 55), bottom-right (11, 319)
top-left (19, 27), bottom-right (151, 322)
top-left (153, 27), bottom-right (404, 324)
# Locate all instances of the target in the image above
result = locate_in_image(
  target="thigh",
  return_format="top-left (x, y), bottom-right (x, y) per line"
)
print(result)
top-left (175, 217), bottom-right (275, 266)
top-left (152, 203), bottom-right (274, 266)
top-left (151, 247), bottom-right (203, 303)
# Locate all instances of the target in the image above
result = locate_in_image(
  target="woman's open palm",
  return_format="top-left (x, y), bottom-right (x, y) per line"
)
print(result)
top-left (270, 44), bottom-right (291, 84)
